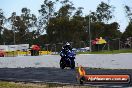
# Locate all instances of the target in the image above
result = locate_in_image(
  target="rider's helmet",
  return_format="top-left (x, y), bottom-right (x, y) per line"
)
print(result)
top-left (64, 42), bottom-right (72, 51)
top-left (66, 42), bottom-right (70, 46)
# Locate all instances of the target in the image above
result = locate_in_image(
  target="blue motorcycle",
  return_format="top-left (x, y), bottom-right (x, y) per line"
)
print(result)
top-left (60, 50), bottom-right (76, 69)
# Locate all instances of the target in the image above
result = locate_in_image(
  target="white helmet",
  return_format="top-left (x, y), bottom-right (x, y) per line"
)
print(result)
top-left (66, 42), bottom-right (70, 46)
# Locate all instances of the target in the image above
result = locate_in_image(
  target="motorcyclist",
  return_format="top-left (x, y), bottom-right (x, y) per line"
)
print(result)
top-left (60, 42), bottom-right (72, 58)
top-left (60, 42), bottom-right (75, 69)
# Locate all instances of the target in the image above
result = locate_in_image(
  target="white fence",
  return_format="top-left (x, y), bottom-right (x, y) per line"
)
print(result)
top-left (0, 44), bottom-right (29, 51)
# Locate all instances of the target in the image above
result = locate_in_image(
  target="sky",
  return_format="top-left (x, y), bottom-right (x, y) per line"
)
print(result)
top-left (0, 0), bottom-right (132, 32)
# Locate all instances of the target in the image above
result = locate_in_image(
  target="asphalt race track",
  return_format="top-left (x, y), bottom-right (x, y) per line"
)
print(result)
top-left (0, 67), bottom-right (132, 87)
top-left (1, 54), bottom-right (132, 69)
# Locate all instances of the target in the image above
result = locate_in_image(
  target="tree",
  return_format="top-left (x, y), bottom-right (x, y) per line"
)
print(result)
top-left (103, 22), bottom-right (121, 39)
top-left (96, 2), bottom-right (114, 23)
top-left (20, 8), bottom-right (37, 44)
top-left (0, 9), bottom-right (5, 26)
top-left (0, 0), bottom-right (123, 47)
top-left (3, 29), bottom-right (14, 44)
top-left (83, 1), bottom-right (122, 44)
top-left (21, 8), bottom-right (37, 31)
top-left (124, 5), bottom-right (132, 22)
top-left (122, 22), bottom-right (132, 39)
top-left (38, 0), bottom-right (55, 34)
top-left (74, 7), bottom-right (83, 16)
top-left (122, 5), bottom-right (132, 39)
top-left (57, 0), bottom-right (75, 17)
top-left (44, 0), bottom-right (76, 43)
top-left (7, 8), bottom-right (37, 44)
top-left (42, 1), bottom-right (121, 46)
top-left (0, 9), bottom-right (6, 44)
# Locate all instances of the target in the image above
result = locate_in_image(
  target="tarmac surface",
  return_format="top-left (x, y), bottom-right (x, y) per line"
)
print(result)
top-left (0, 67), bottom-right (132, 87)
top-left (0, 54), bottom-right (132, 87)
top-left (0, 53), bottom-right (132, 69)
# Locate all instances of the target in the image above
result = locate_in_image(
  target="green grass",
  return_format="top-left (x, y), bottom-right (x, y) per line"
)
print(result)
top-left (0, 81), bottom-right (49, 88)
top-left (0, 81), bottom-right (98, 88)
top-left (77, 49), bottom-right (132, 54)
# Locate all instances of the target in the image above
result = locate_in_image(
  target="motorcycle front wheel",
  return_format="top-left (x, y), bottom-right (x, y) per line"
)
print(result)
top-left (60, 59), bottom-right (65, 69)
top-left (70, 60), bottom-right (75, 69)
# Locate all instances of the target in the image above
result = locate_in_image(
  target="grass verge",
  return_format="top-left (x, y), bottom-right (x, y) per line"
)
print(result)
top-left (77, 49), bottom-right (132, 54)
top-left (0, 81), bottom-right (98, 88)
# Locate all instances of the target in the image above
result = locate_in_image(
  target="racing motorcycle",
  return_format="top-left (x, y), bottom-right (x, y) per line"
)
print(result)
top-left (60, 50), bottom-right (76, 69)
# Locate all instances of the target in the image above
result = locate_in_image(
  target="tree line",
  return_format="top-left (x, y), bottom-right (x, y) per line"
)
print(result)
top-left (0, 0), bottom-right (132, 48)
